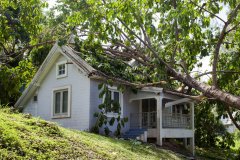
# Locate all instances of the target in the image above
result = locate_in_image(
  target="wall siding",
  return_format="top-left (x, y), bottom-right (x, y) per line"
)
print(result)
top-left (23, 55), bottom-right (90, 130)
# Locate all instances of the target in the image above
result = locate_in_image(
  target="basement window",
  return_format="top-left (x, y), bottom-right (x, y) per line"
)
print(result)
top-left (56, 61), bottom-right (67, 78)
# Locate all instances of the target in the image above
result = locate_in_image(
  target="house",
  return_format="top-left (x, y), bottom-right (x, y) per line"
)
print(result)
top-left (15, 43), bottom-right (195, 155)
top-left (220, 113), bottom-right (238, 133)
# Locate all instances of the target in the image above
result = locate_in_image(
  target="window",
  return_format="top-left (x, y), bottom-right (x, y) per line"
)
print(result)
top-left (172, 104), bottom-right (183, 114)
top-left (52, 86), bottom-right (71, 118)
top-left (106, 87), bottom-right (123, 117)
top-left (56, 61), bottom-right (67, 78)
top-left (33, 95), bottom-right (38, 102)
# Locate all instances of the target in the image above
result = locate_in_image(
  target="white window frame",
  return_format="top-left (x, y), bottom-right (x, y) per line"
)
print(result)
top-left (52, 85), bottom-right (71, 118)
top-left (56, 61), bottom-right (67, 78)
top-left (105, 86), bottom-right (123, 118)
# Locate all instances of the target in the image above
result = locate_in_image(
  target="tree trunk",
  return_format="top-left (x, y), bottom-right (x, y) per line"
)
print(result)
top-left (168, 69), bottom-right (240, 110)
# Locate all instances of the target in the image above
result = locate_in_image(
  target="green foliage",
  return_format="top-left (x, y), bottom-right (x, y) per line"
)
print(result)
top-left (0, 107), bottom-right (185, 160)
top-left (30, 45), bottom-right (52, 67)
top-left (58, 0), bottom-right (216, 74)
top-left (72, 38), bottom-right (170, 88)
top-left (195, 101), bottom-right (235, 149)
top-left (0, 0), bottom-right (47, 105)
top-left (0, 0), bottom-right (46, 66)
top-left (92, 83), bottom-right (128, 137)
top-left (196, 147), bottom-right (239, 160)
top-left (0, 59), bottom-right (36, 105)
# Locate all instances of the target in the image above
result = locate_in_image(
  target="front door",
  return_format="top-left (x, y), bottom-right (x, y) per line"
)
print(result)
top-left (142, 98), bottom-right (157, 128)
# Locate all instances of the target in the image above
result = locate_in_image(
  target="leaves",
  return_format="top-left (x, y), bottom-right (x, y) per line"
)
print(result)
top-left (92, 83), bottom-right (128, 137)
top-left (0, 0), bottom-right (46, 66)
top-left (109, 117), bottom-right (115, 126)
top-left (0, 59), bottom-right (36, 105)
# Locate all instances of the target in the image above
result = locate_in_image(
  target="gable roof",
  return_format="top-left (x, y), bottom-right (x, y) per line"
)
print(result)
top-left (15, 43), bottom-right (98, 107)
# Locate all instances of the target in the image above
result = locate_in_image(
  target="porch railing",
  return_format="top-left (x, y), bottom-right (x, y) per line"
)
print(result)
top-left (130, 112), bottom-right (157, 129)
top-left (162, 112), bottom-right (191, 129)
top-left (130, 112), bottom-right (192, 129)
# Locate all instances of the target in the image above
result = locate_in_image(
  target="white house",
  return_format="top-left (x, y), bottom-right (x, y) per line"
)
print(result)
top-left (220, 113), bottom-right (238, 133)
top-left (15, 43), bottom-right (195, 155)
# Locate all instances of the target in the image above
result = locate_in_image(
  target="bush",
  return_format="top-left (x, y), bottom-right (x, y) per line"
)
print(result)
top-left (195, 101), bottom-right (235, 149)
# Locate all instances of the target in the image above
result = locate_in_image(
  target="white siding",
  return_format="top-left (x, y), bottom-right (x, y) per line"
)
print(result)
top-left (24, 97), bottom-right (38, 116)
top-left (23, 55), bottom-right (90, 130)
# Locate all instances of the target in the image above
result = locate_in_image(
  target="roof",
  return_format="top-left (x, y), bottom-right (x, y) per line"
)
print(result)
top-left (15, 43), bottom-right (192, 107)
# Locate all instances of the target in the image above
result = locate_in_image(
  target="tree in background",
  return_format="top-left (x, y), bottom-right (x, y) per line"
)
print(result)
top-left (0, 0), bottom-right (64, 105)
top-left (0, 0), bottom-right (44, 104)
top-left (195, 101), bottom-right (235, 149)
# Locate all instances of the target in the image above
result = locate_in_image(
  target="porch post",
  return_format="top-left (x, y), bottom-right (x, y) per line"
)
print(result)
top-left (139, 100), bottom-right (142, 128)
top-left (156, 96), bottom-right (163, 146)
top-left (190, 102), bottom-right (195, 156)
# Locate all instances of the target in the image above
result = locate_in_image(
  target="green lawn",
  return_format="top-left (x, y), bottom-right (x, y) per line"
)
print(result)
top-left (0, 108), bottom-right (185, 160)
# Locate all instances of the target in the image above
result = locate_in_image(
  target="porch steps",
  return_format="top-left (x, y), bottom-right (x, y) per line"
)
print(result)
top-left (122, 128), bottom-right (147, 139)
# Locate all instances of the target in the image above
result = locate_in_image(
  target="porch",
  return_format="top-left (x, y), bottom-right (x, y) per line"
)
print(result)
top-left (127, 87), bottom-right (195, 155)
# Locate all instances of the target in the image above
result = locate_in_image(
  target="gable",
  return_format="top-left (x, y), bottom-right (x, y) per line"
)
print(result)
top-left (15, 43), bottom-right (95, 108)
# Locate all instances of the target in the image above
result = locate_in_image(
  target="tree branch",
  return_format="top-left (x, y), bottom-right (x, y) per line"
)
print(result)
top-left (133, 11), bottom-right (152, 47)
top-left (195, 70), bottom-right (240, 78)
top-left (225, 21), bottom-right (240, 34)
top-left (212, 3), bottom-right (240, 87)
top-left (115, 41), bottom-right (150, 62)
top-left (226, 106), bottom-right (240, 130)
top-left (163, 89), bottom-right (204, 101)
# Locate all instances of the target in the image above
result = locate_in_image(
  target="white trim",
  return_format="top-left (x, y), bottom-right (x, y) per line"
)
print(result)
top-left (51, 85), bottom-right (71, 118)
top-left (165, 98), bottom-right (191, 108)
top-left (105, 86), bottom-right (124, 118)
top-left (56, 61), bottom-right (68, 79)
top-left (141, 87), bottom-right (163, 93)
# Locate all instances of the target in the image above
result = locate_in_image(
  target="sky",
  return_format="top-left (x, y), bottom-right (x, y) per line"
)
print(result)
top-left (46, 0), bottom-right (57, 8)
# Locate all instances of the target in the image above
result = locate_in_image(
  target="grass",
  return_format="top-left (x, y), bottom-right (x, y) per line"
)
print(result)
top-left (0, 108), bottom-right (185, 160)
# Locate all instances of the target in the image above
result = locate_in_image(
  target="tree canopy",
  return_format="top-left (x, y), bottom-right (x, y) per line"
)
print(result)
top-left (51, 0), bottom-right (240, 110)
